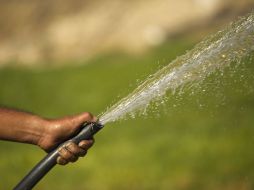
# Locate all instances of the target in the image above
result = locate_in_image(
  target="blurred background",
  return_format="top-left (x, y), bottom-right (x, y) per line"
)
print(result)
top-left (0, 0), bottom-right (254, 189)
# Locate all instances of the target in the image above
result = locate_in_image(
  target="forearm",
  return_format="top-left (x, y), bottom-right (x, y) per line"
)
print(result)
top-left (0, 107), bottom-right (47, 146)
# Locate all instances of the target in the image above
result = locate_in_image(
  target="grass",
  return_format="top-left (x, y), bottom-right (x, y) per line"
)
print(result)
top-left (0, 36), bottom-right (254, 190)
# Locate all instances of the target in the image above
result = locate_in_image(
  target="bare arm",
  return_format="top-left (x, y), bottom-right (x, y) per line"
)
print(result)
top-left (0, 107), bottom-right (96, 165)
top-left (0, 108), bottom-right (46, 145)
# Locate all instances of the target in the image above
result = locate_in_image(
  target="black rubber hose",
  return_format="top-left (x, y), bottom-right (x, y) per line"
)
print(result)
top-left (14, 122), bottom-right (103, 190)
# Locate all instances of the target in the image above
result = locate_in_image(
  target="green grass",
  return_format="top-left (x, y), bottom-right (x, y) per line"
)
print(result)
top-left (0, 37), bottom-right (254, 190)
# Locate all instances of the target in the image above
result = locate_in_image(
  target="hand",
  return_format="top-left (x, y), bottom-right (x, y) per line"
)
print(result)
top-left (38, 112), bottom-right (97, 165)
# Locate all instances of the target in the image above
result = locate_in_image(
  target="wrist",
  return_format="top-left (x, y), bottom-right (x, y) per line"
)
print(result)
top-left (37, 119), bottom-right (61, 152)
top-left (29, 116), bottom-right (49, 146)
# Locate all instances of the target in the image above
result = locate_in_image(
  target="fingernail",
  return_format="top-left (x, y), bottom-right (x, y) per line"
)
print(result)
top-left (57, 157), bottom-right (67, 165)
top-left (92, 116), bottom-right (98, 122)
top-left (78, 141), bottom-right (87, 147)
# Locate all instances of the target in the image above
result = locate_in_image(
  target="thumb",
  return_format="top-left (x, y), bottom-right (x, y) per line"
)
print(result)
top-left (70, 112), bottom-right (97, 130)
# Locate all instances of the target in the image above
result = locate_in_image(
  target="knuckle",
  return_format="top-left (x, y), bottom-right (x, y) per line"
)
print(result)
top-left (58, 147), bottom-right (65, 156)
top-left (66, 142), bottom-right (78, 152)
top-left (58, 147), bottom-right (72, 159)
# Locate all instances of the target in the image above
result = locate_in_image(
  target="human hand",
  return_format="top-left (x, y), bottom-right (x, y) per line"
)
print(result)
top-left (38, 112), bottom-right (96, 165)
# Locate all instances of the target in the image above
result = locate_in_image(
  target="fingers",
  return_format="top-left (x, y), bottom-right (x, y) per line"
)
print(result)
top-left (57, 140), bottom-right (94, 165)
top-left (67, 141), bottom-right (87, 157)
top-left (58, 143), bottom-right (78, 163)
top-left (79, 139), bottom-right (94, 150)
top-left (57, 156), bottom-right (68, 165)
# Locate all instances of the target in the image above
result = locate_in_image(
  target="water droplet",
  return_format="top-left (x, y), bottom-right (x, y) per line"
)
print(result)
top-left (99, 13), bottom-right (254, 124)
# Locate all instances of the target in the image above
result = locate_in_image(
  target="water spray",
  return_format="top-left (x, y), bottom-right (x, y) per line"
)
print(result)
top-left (14, 122), bottom-right (103, 190)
